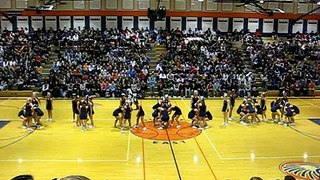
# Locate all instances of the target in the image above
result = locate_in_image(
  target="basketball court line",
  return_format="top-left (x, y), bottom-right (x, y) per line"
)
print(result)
top-left (202, 131), bottom-right (223, 159)
top-left (141, 138), bottom-right (146, 180)
top-left (180, 97), bottom-right (320, 161)
top-left (0, 97), bottom-right (12, 105)
top-left (294, 97), bottom-right (320, 109)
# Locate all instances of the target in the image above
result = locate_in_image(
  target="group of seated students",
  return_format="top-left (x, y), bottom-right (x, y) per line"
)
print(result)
top-left (0, 27), bottom-right (51, 90)
top-left (46, 27), bottom-right (151, 98)
top-left (152, 27), bottom-right (320, 98)
top-left (1, 26), bottom-right (319, 98)
top-left (18, 92), bottom-right (53, 131)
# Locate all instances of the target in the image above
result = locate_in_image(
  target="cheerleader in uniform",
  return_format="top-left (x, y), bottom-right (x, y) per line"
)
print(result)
top-left (188, 109), bottom-right (197, 127)
top-left (24, 98), bottom-right (34, 131)
top-left (168, 105), bottom-right (182, 128)
top-left (197, 97), bottom-right (209, 130)
top-left (161, 95), bottom-right (171, 109)
top-left (237, 102), bottom-right (248, 125)
top-left (122, 102), bottom-right (132, 132)
top-left (87, 96), bottom-right (95, 128)
top-left (260, 93), bottom-right (267, 121)
top-left (46, 92), bottom-right (53, 122)
top-left (31, 94), bottom-right (40, 124)
top-left (18, 108), bottom-right (27, 129)
top-left (284, 103), bottom-right (294, 126)
top-left (270, 98), bottom-right (282, 123)
top-left (191, 90), bottom-right (199, 117)
top-left (228, 89), bottom-right (237, 121)
top-left (152, 101), bottom-right (162, 126)
top-left (133, 100), bottom-right (147, 131)
top-left (290, 104), bottom-right (300, 126)
top-left (78, 100), bottom-right (88, 131)
top-left (255, 102), bottom-right (262, 123)
top-left (120, 93), bottom-right (127, 107)
top-left (72, 95), bottom-right (80, 125)
top-left (222, 93), bottom-right (230, 126)
top-left (246, 99), bottom-right (257, 124)
top-left (205, 111), bottom-right (213, 122)
top-left (158, 108), bottom-right (170, 130)
top-left (34, 105), bottom-right (44, 129)
top-left (31, 94), bottom-right (44, 129)
top-left (113, 106), bottom-right (124, 128)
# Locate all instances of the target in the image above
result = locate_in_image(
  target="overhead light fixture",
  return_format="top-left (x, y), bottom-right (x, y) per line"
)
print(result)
top-left (198, 0), bottom-right (204, 2)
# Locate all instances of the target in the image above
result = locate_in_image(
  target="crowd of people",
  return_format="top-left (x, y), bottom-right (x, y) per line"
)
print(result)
top-left (45, 27), bottom-right (151, 98)
top-left (0, 27), bottom-right (51, 91)
top-left (152, 28), bottom-right (320, 98)
top-left (1, 26), bottom-right (319, 98)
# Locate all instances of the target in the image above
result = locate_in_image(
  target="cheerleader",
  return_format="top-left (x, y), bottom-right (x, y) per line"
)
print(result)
top-left (191, 90), bottom-right (200, 117)
top-left (34, 105), bottom-right (44, 129)
top-left (254, 100), bottom-right (262, 122)
top-left (270, 98), bottom-right (282, 123)
top-left (205, 111), bottom-right (213, 122)
top-left (18, 108), bottom-right (27, 129)
top-left (260, 93), bottom-right (267, 121)
top-left (169, 105), bottom-right (182, 128)
top-left (78, 100), bottom-right (88, 131)
top-left (189, 109), bottom-right (198, 127)
top-left (133, 100), bottom-right (147, 131)
top-left (228, 89), bottom-right (237, 121)
top-left (87, 96), bottom-right (95, 128)
top-left (72, 95), bottom-right (80, 125)
top-left (222, 93), bottom-right (230, 126)
top-left (158, 107), bottom-right (170, 130)
top-left (161, 94), bottom-right (171, 109)
top-left (32, 93), bottom-right (44, 129)
top-left (197, 97), bottom-right (209, 130)
top-left (46, 92), bottom-right (53, 122)
top-left (284, 102), bottom-right (294, 126)
top-left (246, 99), bottom-right (257, 124)
top-left (121, 101), bottom-right (132, 132)
top-left (31, 93), bottom-right (41, 107)
top-left (24, 98), bottom-right (34, 131)
top-left (152, 101), bottom-right (162, 126)
top-left (113, 106), bottom-right (124, 128)
top-left (120, 93), bottom-right (127, 107)
top-left (280, 95), bottom-right (288, 122)
top-left (237, 101), bottom-right (248, 125)
top-left (290, 104), bottom-right (300, 126)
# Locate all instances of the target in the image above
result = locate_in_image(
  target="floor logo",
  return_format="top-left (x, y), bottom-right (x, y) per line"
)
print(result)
top-left (93, 103), bottom-right (104, 108)
top-left (279, 161), bottom-right (320, 180)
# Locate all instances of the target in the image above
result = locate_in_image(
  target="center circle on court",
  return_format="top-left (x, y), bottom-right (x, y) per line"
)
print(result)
top-left (130, 121), bottom-right (202, 141)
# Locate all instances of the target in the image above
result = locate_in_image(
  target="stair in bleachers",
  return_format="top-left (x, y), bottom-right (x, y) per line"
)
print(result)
top-left (41, 53), bottom-right (58, 82)
top-left (148, 44), bottom-right (167, 71)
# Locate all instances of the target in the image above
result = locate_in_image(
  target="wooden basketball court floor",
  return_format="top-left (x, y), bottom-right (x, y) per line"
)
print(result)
top-left (0, 97), bottom-right (319, 180)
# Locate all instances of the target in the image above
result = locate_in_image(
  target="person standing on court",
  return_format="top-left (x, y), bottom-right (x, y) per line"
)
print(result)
top-left (133, 100), bottom-right (147, 131)
top-left (228, 89), bottom-right (237, 121)
top-left (46, 92), bottom-right (53, 122)
top-left (222, 93), bottom-right (230, 126)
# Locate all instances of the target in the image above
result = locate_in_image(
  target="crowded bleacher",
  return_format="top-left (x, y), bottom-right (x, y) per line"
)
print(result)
top-left (0, 27), bottom-right (51, 91)
top-left (0, 26), bottom-right (320, 98)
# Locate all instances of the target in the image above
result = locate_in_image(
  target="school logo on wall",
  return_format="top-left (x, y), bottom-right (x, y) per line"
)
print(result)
top-left (279, 161), bottom-right (320, 180)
